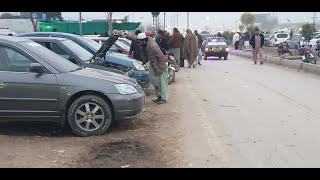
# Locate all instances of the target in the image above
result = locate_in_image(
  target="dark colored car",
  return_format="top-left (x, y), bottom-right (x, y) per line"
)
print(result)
top-left (23, 37), bottom-right (134, 77)
top-left (200, 34), bottom-right (215, 40)
top-left (0, 36), bottom-right (145, 136)
top-left (16, 32), bottom-right (150, 88)
top-left (202, 37), bottom-right (229, 60)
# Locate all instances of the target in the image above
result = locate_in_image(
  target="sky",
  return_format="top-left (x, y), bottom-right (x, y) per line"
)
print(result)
top-left (62, 12), bottom-right (319, 31)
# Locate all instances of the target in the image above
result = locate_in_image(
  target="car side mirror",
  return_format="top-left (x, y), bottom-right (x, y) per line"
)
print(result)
top-left (29, 63), bottom-right (44, 74)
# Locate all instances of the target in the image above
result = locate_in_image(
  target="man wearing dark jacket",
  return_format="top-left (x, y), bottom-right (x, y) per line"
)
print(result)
top-left (250, 27), bottom-right (265, 65)
top-left (129, 30), bottom-right (142, 61)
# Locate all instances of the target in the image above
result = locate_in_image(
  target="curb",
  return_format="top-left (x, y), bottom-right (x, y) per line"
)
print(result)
top-left (229, 50), bottom-right (320, 76)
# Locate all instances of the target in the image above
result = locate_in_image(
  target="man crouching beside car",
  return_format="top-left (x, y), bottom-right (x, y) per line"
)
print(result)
top-left (122, 33), bottom-right (169, 104)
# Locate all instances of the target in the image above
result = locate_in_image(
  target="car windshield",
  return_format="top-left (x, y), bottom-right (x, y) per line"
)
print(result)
top-left (80, 37), bottom-right (101, 53)
top-left (315, 34), bottom-right (320, 39)
top-left (20, 41), bottom-right (80, 73)
top-left (116, 40), bottom-right (130, 51)
top-left (61, 39), bottom-right (93, 61)
top-left (277, 34), bottom-right (288, 38)
top-left (207, 38), bottom-right (226, 45)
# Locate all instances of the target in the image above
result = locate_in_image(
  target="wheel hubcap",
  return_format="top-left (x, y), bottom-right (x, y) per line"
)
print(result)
top-left (75, 102), bottom-right (106, 132)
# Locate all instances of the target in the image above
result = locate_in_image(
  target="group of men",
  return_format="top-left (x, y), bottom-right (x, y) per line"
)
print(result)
top-left (123, 27), bottom-right (205, 105)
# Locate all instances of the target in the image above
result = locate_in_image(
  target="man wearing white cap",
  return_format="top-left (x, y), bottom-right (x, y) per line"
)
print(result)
top-left (122, 32), bottom-right (169, 104)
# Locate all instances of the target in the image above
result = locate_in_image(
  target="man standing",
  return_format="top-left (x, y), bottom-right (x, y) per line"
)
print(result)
top-left (250, 27), bottom-right (265, 65)
top-left (123, 33), bottom-right (169, 104)
top-left (168, 28), bottom-right (182, 66)
top-left (129, 30), bottom-right (142, 61)
top-left (233, 31), bottom-right (240, 50)
top-left (183, 29), bottom-right (198, 68)
top-left (194, 30), bottom-right (203, 66)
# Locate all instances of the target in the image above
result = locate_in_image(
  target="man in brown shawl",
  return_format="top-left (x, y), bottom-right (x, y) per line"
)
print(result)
top-left (183, 29), bottom-right (198, 68)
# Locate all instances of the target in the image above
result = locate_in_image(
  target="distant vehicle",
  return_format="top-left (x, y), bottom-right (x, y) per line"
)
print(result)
top-left (263, 34), bottom-right (272, 47)
top-left (289, 34), bottom-right (304, 49)
top-left (309, 34), bottom-right (320, 50)
top-left (0, 28), bottom-right (16, 36)
top-left (202, 37), bottom-right (229, 60)
top-left (270, 33), bottom-right (289, 46)
top-left (0, 35), bottom-right (145, 137)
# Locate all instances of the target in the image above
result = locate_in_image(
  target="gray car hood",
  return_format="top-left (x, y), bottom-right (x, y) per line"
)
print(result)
top-left (71, 67), bottom-right (138, 86)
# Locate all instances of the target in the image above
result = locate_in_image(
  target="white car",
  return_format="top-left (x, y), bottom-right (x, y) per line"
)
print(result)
top-left (309, 34), bottom-right (320, 50)
top-left (270, 33), bottom-right (290, 46)
top-left (0, 28), bottom-right (17, 36)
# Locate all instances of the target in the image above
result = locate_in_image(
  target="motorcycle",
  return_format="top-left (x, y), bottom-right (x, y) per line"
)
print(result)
top-left (165, 51), bottom-right (179, 84)
top-left (275, 41), bottom-right (292, 56)
top-left (299, 45), bottom-right (316, 64)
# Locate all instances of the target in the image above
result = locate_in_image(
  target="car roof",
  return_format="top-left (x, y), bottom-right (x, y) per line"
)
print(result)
top-left (24, 36), bottom-right (68, 41)
top-left (0, 35), bottom-right (31, 43)
top-left (17, 32), bottom-right (79, 38)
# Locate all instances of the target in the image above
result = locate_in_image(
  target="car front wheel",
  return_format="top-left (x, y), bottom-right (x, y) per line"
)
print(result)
top-left (68, 95), bottom-right (112, 137)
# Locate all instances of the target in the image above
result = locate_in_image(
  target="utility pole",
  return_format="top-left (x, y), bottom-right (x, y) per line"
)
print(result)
top-left (311, 12), bottom-right (318, 24)
top-left (164, 12), bottom-right (166, 29)
top-left (177, 12), bottom-right (178, 29)
top-left (79, 12), bottom-right (82, 36)
top-left (187, 12), bottom-right (189, 29)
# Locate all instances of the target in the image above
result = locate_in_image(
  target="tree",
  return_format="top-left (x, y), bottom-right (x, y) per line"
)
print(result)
top-left (260, 18), bottom-right (279, 33)
top-left (107, 12), bottom-right (113, 36)
top-left (240, 12), bottom-right (255, 30)
top-left (301, 23), bottom-right (316, 43)
top-left (239, 24), bottom-right (244, 32)
top-left (0, 13), bottom-right (14, 19)
top-left (247, 25), bottom-right (255, 35)
top-left (42, 12), bottom-right (63, 21)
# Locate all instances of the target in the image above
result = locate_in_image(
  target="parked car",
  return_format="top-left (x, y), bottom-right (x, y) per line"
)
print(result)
top-left (309, 34), bottom-right (320, 50)
top-left (289, 34), bottom-right (304, 49)
top-left (202, 37), bottom-right (229, 60)
top-left (85, 36), bottom-right (130, 55)
top-left (24, 36), bottom-right (133, 77)
top-left (263, 34), bottom-right (272, 47)
top-left (16, 32), bottom-right (150, 88)
top-left (0, 28), bottom-right (17, 36)
top-left (118, 38), bottom-right (132, 47)
top-left (270, 33), bottom-right (290, 46)
top-left (0, 36), bottom-right (146, 136)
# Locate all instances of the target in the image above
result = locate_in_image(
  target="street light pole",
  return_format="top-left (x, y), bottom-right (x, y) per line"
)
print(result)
top-left (164, 12), bottom-right (166, 29)
top-left (79, 12), bottom-right (82, 36)
top-left (187, 12), bottom-right (189, 29)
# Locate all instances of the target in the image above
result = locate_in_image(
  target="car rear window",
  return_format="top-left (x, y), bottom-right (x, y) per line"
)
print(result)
top-left (207, 38), bottom-right (226, 45)
top-left (277, 34), bottom-right (288, 38)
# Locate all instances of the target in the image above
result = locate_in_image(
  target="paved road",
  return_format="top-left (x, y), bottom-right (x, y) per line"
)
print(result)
top-left (175, 55), bottom-right (320, 167)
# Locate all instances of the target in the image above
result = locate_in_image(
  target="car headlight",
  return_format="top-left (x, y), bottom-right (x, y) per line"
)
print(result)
top-left (115, 84), bottom-right (137, 95)
top-left (225, 48), bottom-right (229, 52)
top-left (133, 62), bottom-right (145, 71)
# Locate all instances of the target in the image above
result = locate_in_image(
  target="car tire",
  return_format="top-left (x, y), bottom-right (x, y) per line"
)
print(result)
top-left (219, 56), bottom-right (222, 59)
top-left (224, 55), bottom-right (228, 60)
top-left (68, 95), bottom-right (112, 137)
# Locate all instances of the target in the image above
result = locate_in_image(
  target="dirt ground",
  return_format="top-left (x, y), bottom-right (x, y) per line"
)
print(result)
top-left (0, 83), bottom-right (184, 168)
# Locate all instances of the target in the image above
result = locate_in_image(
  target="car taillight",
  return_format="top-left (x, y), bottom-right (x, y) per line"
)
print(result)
top-left (205, 48), bottom-right (209, 52)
